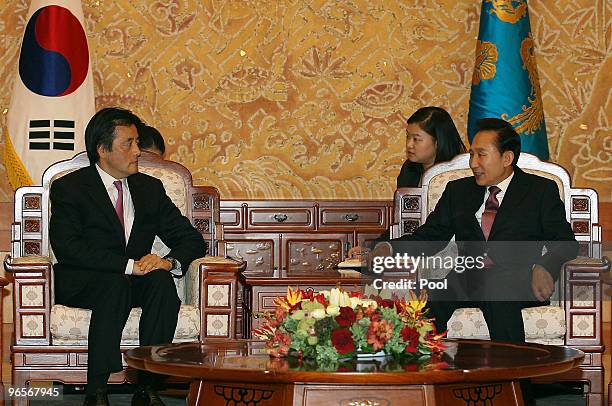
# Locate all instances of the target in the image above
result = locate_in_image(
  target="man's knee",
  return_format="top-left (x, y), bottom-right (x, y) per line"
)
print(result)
top-left (85, 273), bottom-right (131, 309)
top-left (142, 270), bottom-right (180, 302)
top-left (143, 269), bottom-right (175, 286)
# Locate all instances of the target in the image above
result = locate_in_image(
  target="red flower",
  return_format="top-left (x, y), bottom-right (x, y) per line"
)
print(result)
top-left (335, 307), bottom-right (356, 327)
top-left (313, 293), bottom-right (327, 305)
top-left (269, 308), bottom-right (287, 327)
top-left (401, 326), bottom-right (420, 353)
top-left (331, 329), bottom-right (355, 355)
top-left (302, 289), bottom-right (314, 300)
top-left (378, 298), bottom-right (395, 309)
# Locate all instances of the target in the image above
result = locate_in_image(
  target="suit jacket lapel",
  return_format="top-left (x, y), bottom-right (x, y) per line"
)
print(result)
top-left (83, 166), bottom-right (126, 245)
top-left (489, 168), bottom-right (530, 240)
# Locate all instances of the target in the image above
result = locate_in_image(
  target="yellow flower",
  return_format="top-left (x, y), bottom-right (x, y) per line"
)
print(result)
top-left (398, 290), bottom-right (428, 318)
top-left (274, 286), bottom-right (303, 310)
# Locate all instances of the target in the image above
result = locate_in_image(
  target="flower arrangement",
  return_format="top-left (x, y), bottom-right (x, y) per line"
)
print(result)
top-left (253, 286), bottom-right (446, 363)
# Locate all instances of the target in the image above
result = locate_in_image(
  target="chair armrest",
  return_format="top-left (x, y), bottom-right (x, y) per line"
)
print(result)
top-left (4, 254), bottom-right (52, 271)
top-left (566, 256), bottom-right (610, 273)
top-left (184, 256), bottom-right (245, 305)
top-left (562, 256), bottom-right (609, 350)
top-left (194, 256), bottom-right (245, 340)
top-left (4, 254), bottom-right (53, 345)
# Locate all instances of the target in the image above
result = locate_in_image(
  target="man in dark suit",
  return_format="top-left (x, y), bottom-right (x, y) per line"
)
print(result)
top-left (50, 107), bottom-right (205, 406)
top-left (376, 118), bottom-right (577, 343)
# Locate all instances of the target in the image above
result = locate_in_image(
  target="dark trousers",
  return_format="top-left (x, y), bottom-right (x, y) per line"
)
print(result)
top-left (55, 269), bottom-right (181, 387)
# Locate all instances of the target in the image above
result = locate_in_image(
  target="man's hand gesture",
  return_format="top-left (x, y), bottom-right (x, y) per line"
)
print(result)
top-left (133, 254), bottom-right (172, 275)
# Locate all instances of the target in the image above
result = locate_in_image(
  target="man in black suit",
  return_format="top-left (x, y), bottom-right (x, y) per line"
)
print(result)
top-left (376, 118), bottom-right (577, 343)
top-left (50, 107), bottom-right (205, 406)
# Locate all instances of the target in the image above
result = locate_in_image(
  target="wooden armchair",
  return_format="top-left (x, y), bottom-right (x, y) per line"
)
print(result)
top-left (3, 152), bottom-right (244, 399)
top-left (392, 152), bottom-right (610, 406)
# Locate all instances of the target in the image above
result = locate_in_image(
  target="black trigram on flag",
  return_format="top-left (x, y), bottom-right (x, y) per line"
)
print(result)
top-left (29, 119), bottom-right (75, 150)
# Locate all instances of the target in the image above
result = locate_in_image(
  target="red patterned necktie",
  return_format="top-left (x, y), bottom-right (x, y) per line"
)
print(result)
top-left (113, 180), bottom-right (124, 228)
top-left (481, 186), bottom-right (501, 240)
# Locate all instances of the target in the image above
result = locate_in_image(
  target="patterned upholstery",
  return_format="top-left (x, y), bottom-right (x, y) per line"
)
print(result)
top-left (426, 168), bottom-right (565, 213)
top-left (140, 166), bottom-right (188, 215)
top-left (446, 306), bottom-right (565, 345)
top-left (50, 304), bottom-right (200, 345)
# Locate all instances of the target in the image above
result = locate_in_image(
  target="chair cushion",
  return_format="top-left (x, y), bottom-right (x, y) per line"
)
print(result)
top-left (446, 305), bottom-right (565, 345)
top-left (50, 304), bottom-right (199, 345)
top-left (139, 166), bottom-right (188, 215)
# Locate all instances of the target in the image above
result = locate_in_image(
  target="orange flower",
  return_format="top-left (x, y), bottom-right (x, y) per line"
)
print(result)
top-left (367, 319), bottom-right (394, 351)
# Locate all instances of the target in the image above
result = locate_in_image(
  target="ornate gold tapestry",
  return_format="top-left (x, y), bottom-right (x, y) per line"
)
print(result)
top-left (0, 0), bottom-right (609, 201)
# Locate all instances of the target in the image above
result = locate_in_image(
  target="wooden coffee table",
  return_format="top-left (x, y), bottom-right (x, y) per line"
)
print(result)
top-left (125, 339), bottom-right (583, 406)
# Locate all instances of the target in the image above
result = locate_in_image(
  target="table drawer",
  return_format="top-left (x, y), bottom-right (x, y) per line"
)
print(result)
top-left (220, 208), bottom-right (241, 228)
top-left (320, 208), bottom-right (385, 228)
top-left (248, 208), bottom-right (314, 229)
top-left (296, 385), bottom-right (426, 406)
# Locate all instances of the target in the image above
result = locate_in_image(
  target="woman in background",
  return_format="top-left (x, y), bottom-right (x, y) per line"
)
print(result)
top-left (396, 106), bottom-right (466, 188)
top-left (350, 106), bottom-right (466, 255)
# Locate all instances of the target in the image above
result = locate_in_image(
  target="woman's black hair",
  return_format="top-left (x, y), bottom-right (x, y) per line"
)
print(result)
top-left (406, 106), bottom-right (467, 163)
top-left (398, 107), bottom-right (466, 187)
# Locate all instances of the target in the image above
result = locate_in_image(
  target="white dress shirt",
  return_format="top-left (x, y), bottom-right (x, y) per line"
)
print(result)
top-left (96, 165), bottom-right (135, 275)
top-left (475, 171), bottom-right (514, 227)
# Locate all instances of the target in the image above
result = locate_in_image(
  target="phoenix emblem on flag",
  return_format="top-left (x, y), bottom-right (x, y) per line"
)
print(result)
top-left (486, 0), bottom-right (527, 24)
top-left (501, 36), bottom-right (544, 136)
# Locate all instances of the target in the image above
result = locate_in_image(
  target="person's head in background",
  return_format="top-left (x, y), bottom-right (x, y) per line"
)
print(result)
top-left (398, 107), bottom-right (467, 188)
top-left (137, 123), bottom-right (166, 157)
top-left (405, 106), bottom-right (467, 170)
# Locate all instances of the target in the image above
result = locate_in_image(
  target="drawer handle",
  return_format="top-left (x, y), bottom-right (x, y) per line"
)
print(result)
top-left (345, 213), bottom-right (360, 222)
top-left (273, 213), bottom-right (288, 222)
top-left (348, 401), bottom-right (380, 406)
